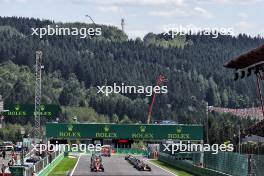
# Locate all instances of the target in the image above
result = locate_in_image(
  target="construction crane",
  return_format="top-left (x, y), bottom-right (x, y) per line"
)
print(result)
top-left (85, 14), bottom-right (96, 25)
top-left (147, 74), bottom-right (167, 124)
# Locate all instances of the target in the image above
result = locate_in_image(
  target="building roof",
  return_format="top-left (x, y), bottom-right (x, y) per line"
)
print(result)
top-left (224, 45), bottom-right (264, 69)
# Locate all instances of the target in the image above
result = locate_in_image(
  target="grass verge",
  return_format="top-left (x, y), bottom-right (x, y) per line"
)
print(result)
top-left (48, 156), bottom-right (78, 176)
top-left (150, 160), bottom-right (193, 176)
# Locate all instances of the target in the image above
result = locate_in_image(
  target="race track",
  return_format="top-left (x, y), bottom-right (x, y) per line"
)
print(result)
top-left (72, 155), bottom-right (175, 176)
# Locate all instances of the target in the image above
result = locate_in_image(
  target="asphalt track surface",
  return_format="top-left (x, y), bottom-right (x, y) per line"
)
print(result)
top-left (72, 155), bottom-right (175, 176)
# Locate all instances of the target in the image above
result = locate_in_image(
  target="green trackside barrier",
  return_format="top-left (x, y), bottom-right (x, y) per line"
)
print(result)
top-left (158, 153), bottom-right (231, 176)
top-left (251, 154), bottom-right (264, 176)
top-left (204, 152), bottom-right (248, 176)
top-left (64, 151), bottom-right (69, 157)
top-left (192, 152), bottom-right (202, 165)
top-left (173, 153), bottom-right (193, 160)
top-left (37, 152), bottom-right (64, 176)
top-left (159, 151), bottom-right (263, 176)
top-left (9, 166), bottom-right (25, 176)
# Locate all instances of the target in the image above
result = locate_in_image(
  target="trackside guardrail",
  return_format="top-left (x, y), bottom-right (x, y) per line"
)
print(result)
top-left (37, 150), bottom-right (64, 176)
top-left (204, 151), bottom-right (248, 176)
top-left (158, 152), bottom-right (231, 176)
top-left (251, 154), bottom-right (264, 176)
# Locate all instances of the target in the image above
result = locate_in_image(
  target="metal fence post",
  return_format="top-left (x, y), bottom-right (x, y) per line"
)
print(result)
top-left (248, 154), bottom-right (252, 176)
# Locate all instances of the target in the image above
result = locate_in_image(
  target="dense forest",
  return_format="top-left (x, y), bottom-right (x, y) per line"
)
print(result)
top-left (0, 16), bottom-right (262, 143)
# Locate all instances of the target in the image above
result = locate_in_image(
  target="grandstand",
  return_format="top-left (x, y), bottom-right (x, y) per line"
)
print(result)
top-left (225, 44), bottom-right (264, 138)
top-left (209, 106), bottom-right (263, 119)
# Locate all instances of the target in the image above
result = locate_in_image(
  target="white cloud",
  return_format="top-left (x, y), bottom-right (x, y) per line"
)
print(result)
top-left (97, 5), bottom-right (120, 13)
top-left (233, 21), bottom-right (260, 36)
top-left (234, 21), bottom-right (254, 33)
top-left (149, 8), bottom-right (188, 17)
top-left (238, 12), bottom-right (248, 18)
top-left (2, 0), bottom-right (263, 6)
top-left (149, 6), bottom-right (213, 18)
top-left (193, 7), bottom-right (213, 18)
top-left (235, 21), bottom-right (252, 28)
top-left (149, 11), bottom-right (175, 17)
top-left (214, 0), bottom-right (263, 5)
top-left (65, 0), bottom-right (186, 7)
top-left (113, 0), bottom-right (185, 6)
top-left (0, 0), bottom-right (29, 2)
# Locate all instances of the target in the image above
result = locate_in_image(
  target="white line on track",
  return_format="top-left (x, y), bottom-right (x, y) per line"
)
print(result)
top-left (144, 159), bottom-right (178, 176)
top-left (70, 154), bottom-right (82, 176)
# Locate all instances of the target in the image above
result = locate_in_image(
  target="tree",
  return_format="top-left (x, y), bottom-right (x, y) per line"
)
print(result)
top-left (59, 73), bottom-right (85, 106)
top-left (112, 114), bottom-right (119, 124)
top-left (120, 115), bottom-right (132, 124)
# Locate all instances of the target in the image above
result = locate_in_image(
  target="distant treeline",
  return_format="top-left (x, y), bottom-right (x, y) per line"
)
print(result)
top-left (0, 16), bottom-right (263, 143)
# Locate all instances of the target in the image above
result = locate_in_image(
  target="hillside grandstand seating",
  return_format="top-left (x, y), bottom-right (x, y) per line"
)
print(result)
top-left (244, 120), bottom-right (264, 137)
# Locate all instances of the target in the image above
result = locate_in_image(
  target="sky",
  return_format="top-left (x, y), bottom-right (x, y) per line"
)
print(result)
top-left (0, 0), bottom-right (264, 38)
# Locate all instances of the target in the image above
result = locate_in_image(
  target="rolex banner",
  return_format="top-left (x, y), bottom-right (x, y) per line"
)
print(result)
top-left (46, 123), bottom-right (203, 140)
top-left (3, 104), bottom-right (60, 117)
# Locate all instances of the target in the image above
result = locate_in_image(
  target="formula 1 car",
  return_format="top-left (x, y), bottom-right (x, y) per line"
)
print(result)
top-left (131, 158), bottom-right (141, 167)
top-left (125, 155), bottom-right (140, 165)
top-left (90, 153), bottom-right (104, 172)
top-left (134, 161), bottom-right (151, 171)
top-left (125, 154), bottom-right (131, 160)
top-left (125, 155), bottom-right (151, 171)
top-left (101, 145), bottom-right (111, 157)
